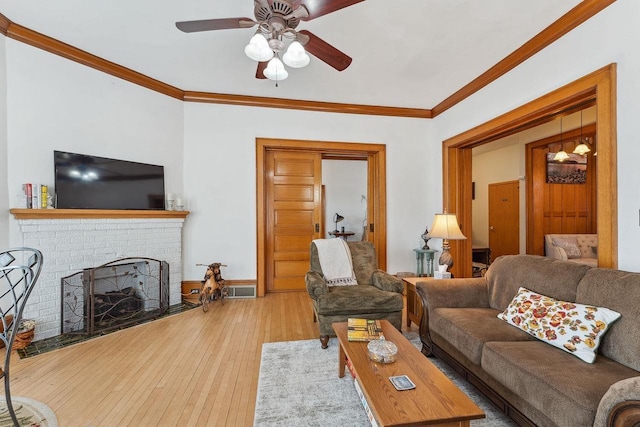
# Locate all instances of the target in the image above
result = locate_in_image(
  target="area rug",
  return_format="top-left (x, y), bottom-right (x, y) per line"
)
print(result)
top-left (0, 396), bottom-right (57, 427)
top-left (254, 333), bottom-right (516, 426)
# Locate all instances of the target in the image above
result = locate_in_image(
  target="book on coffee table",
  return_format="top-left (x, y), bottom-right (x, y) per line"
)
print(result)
top-left (347, 318), bottom-right (383, 341)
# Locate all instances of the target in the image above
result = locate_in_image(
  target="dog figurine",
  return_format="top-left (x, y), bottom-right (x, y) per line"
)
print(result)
top-left (201, 263), bottom-right (226, 300)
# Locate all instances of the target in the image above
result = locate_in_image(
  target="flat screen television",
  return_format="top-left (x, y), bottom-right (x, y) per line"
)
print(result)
top-left (54, 150), bottom-right (165, 210)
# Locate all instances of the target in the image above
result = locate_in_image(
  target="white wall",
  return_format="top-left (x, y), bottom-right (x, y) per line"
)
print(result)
top-left (430, 1), bottom-right (640, 272)
top-left (322, 159), bottom-right (367, 241)
top-left (5, 39), bottom-right (185, 246)
top-left (0, 35), bottom-right (8, 249)
top-left (182, 103), bottom-right (432, 280)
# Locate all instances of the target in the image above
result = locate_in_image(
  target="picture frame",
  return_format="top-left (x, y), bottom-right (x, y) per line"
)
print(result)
top-left (546, 153), bottom-right (587, 184)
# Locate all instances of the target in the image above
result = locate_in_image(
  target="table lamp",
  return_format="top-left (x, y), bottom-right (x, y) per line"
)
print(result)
top-left (426, 210), bottom-right (466, 271)
top-left (333, 213), bottom-right (344, 232)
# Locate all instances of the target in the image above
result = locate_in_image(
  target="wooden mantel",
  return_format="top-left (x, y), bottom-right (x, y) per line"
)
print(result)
top-left (10, 209), bottom-right (190, 220)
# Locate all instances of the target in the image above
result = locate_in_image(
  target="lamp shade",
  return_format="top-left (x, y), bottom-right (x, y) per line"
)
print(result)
top-left (426, 213), bottom-right (466, 241)
top-left (244, 34), bottom-right (274, 62)
top-left (553, 150), bottom-right (570, 162)
top-left (573, 143), bottom-right (591, 156)
top-left (283, 41), bottom-right (310, 68)
top-left (263, 57), bottom-right (289, 81)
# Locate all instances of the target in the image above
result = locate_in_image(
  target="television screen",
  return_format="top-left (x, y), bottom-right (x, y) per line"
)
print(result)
top-left (54, 151), bottom-right (165, 210)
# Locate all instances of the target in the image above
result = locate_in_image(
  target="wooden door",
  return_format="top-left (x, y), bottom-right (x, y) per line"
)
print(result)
top-left (265, 151), bottom-right (322, 292)
top-left (488, 180), bottom-right (520, 260)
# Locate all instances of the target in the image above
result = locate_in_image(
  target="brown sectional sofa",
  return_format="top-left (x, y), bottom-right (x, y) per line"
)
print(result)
top-left (416, 254), bottom-right (640, 427)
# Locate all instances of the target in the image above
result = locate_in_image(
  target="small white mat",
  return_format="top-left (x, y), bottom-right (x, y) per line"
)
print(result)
top-left (313, 239), bottom-right (357, 286)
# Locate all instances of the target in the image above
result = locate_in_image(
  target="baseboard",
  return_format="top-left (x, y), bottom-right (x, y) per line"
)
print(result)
top-left (181, 280), bottom-right (257, 301)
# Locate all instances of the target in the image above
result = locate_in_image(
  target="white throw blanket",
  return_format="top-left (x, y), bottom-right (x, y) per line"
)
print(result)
top-left (313, 239), bottom-right (358, 286)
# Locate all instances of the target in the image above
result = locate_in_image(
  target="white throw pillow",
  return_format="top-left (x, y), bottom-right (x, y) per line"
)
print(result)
top-left (552, 236), bottom-right (582, 259)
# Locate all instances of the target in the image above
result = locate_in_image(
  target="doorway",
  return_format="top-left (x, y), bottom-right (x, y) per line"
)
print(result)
top-left (256, 138), bottom-right (387, 296)
top-left (488, 181), bottom-right (520, 259)
top-left (442, 64), bottom-right (617, 277)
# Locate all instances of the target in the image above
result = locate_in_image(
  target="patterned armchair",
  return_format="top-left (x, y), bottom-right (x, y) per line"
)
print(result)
top-left (305, 241), bottom-right (404, 348)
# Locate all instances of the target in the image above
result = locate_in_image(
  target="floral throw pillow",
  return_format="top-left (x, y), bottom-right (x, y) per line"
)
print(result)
top-left (497, 287), bottom-right (621, 363)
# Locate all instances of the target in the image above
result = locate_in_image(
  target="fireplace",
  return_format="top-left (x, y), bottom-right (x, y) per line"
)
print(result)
top-left (61, 258), bottom-right (169, 335)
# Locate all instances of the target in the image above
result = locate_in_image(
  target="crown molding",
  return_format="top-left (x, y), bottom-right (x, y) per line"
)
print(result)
top-left (183, 91), bottom-right (432, 118)
top-left (0, 1), bottom-right (616, 119)
top-left (1, 14), bottom-right (184, 100)
top-left (0, 13), bottom-right (10, 36)
top-left (431, 0), bottom-right (616, 117)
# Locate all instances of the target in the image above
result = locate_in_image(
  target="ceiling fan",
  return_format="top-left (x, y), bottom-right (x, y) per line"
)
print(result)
top-left (176, 0), bottom-right (364, 81)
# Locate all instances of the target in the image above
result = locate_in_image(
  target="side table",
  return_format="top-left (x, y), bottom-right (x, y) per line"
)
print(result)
top-left (402, 277), bottom-right (423, 328)
top-left (328, 230), bottom-right (355, 241)
top-left (413, 248), bottom-right (438, 277)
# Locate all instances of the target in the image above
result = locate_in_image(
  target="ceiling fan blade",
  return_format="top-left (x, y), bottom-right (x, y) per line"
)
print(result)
top-left (296, 0), bottom-right (365, 21)
top-left (175, 17), bottom-right (256, 33)
top-left (256, 61), bottom-right (268, 79)
top-left (298, 30), bottom-right (352, 71)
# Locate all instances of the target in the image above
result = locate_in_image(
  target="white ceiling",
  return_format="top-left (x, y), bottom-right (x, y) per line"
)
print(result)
top-left (1, 0), bottom-right (581, 109)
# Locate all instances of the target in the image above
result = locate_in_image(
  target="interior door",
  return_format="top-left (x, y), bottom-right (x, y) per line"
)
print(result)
top-left (266, 150), bottom-right (322, 292)
top-left (488, 180), bottom-right (520, 260)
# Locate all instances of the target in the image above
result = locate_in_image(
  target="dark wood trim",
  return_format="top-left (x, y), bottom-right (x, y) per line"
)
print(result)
top-left (525, 124), bottom-right (598, 255)
top-left (10, 208), bottom-right (190, 219)
top-left (256, 138), bottom-right (387, 297)
top-left (0, 13), bottom-right (10, 36)
top-left (183, 91), bottom-right (432, 118)
top-left (431, 0), bottom-right (617, 117)
top-left (443, 64), bottom-right (617, 276)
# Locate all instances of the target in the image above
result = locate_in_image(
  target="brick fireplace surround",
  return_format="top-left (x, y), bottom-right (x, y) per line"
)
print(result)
top-left (10, 209), bottom-right (188, 341)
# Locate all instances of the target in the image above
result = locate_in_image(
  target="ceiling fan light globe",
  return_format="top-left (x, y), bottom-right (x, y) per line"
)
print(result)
top-left (245, 34), bottom-right (274, 62)
top-left (283, 41), bottom-right (310, 68)
top-left (264, 57), bottom-right (289, 81)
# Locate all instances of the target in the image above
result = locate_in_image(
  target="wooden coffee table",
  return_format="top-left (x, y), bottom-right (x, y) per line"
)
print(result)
top-left (333, 320), bottom-right (484, 426)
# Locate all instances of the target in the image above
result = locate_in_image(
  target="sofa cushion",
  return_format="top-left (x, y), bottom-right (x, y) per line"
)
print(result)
top-left (498, 287), bottom-right (621, 363)
top-left (430, 307), bottom-right (535, 365)
top-left (485, 255), bottom-right (590, 312)
top-left (315, 285), bottom-right (403, 315)
top-left (551, 236), bottom-right (582, 259)
top-left (482, 341), bottom-right (639, 427)
top-left (577, 268), bottom-right (640, 371)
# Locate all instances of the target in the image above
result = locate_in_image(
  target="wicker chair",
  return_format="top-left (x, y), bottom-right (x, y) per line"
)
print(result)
top-left (0, 248), bottom-right (43, 426)
top-left (305, 241), bottom-right (404, 349)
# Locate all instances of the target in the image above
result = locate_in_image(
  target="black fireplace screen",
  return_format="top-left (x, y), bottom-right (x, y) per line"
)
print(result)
top-left (61, 258), bottom-right (169, 335)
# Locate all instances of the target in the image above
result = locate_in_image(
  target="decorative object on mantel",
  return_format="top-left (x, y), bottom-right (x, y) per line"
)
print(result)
top-left (175, 0), bottom-right (359, 84)
top-left (426, 209), bottom-right (466, 271)
top-left (166, 193), bottom-right (176, 210)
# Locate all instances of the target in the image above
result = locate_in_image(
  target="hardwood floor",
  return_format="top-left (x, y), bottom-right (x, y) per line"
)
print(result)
top-left (9, 292), bottom-right (417, 426)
